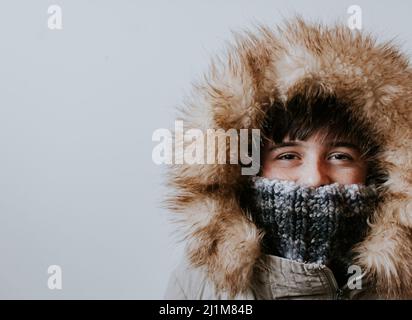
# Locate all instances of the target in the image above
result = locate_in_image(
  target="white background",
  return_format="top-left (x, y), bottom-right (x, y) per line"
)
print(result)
top-left (0, 0), bottom-right (411, 299)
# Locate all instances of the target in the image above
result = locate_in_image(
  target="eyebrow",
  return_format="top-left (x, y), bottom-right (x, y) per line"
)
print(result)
top-left (269, 141), bottom-right (360, 151)
top-left (326, 142), bottom-right (360, 150)
top-left (269, 142), bottom-right (301, 151)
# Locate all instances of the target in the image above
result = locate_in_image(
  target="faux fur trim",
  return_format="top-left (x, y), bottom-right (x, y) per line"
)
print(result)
top-left (166, 18), bottom-right (412, 298)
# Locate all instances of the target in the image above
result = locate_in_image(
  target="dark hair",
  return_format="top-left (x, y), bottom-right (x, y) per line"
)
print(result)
top-left (261, 93), bottom-right (387, 186)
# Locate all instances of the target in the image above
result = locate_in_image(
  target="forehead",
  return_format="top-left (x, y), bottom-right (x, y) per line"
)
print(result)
top-left (266, 133), bottom-right (361, 151)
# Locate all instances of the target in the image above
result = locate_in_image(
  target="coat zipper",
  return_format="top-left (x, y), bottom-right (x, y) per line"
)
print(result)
top-left (321, 267), bottom-right (344, 300)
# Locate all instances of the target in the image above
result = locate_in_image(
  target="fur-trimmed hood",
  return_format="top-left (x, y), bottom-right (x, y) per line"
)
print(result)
top-left (167, 19), bottom-right (412, 299)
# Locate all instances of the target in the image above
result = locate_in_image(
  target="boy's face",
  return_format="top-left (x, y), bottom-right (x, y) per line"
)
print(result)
top-left (261, 132), bottom-right (368, 186)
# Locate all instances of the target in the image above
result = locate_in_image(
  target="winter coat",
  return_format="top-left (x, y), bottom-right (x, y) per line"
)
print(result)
top-left (164, 19), bottom-right (412, 300)
top-left (164, 253), bottom-right (380, 299)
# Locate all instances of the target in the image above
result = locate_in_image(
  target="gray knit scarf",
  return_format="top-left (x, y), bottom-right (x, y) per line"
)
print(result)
top-left (251, 177), bottom-right (378, 269)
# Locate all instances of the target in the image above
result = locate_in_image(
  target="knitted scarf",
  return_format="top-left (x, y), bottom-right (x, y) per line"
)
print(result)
top-left (251, 177), bottom-right (378, 275)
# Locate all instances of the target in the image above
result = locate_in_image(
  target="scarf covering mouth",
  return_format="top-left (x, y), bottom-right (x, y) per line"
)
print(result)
top-left (251, 177), bottom-right (378, 267)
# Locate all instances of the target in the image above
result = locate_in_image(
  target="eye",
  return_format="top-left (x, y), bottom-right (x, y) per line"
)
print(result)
top-left (276, 153), bottom-right (300, 160)
top-left (328, 153), bottom-right (354, 161)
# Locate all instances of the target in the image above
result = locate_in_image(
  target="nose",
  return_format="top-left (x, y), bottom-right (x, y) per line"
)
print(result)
top-left (299, 159), bottom-right (332, 188)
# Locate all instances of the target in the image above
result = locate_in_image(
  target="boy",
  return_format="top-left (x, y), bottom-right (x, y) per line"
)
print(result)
top-left (165, 19), bottom-right (412, 299)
